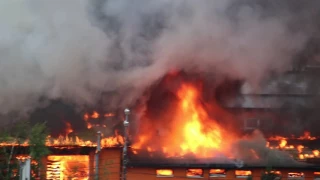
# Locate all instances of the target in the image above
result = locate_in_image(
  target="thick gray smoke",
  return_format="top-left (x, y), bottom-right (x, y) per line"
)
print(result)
top-left (0, 0), bottom-right (318, 117)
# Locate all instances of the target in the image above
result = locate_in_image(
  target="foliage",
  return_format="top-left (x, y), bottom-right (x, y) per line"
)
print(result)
top-left (0, 120), bottom-right (30, 179)
top-left (29, 122), bottom-right (50, 179)
top-left (0, 120), bottom-right (50, 180)
top-left (29, 122), bottom-right (50, 160)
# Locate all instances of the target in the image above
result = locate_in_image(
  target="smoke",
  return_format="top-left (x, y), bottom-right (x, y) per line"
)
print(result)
top-left (0, 0), bottom-right (319, 117)
top-left (232, 130), bottom-right (303, 166)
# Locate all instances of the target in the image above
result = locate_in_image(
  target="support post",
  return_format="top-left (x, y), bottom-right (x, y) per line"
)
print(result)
top-left (17, 156), bottom-right (31, 180)
top-left (121, 108), bottom-right (130, 180)
top-left (95, 131), bottom-right (101, 180)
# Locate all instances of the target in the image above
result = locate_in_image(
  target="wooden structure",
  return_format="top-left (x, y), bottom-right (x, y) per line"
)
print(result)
top-left (7, 146), bottom-right (320, 180)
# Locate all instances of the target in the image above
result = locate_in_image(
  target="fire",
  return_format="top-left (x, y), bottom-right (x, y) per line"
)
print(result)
top-left (132, 83), bottom-right (233, 158)
top-left (210, 169), bottom-right (225, 174)
top-left (279, 139), bottom-right (287, 148)
top-left (84, 111), bottom-right (115, 120)
top-left (104, 113), bottom-right (115, 117)
top-left (288, 172), bottom-right (304, 178)
top-left (92, 111), bottom-right (99, 118)
top-left (83, 111), bottom-right (115, 130)
top-left (47, 155), bottom-right (89, 180)
top-left (235, 170), bottom-right (252, 176)
top-left (298, 131), bottom-right (316, 140)
top-left (297, 145), bottom-right (304, 153)
top-left (178, 84), bottom-right (223, 155)
top-left (0, 134), bottom-right (123, 148)
top-left (65, 122), bottom-right (73, 135)
top-left (156, 169), bottom-right (173, 177)
top-left (0, 110), bottom-right (123, 148)
top-left (101, 130), bottom-right (124, 147)
top-left (131, 75), bottom-right (320, 160)
top-left (186, 169), bottom-right (204, 177)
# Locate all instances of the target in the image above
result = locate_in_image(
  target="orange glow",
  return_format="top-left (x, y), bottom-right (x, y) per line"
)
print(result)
top-left (250, 149), bottom-right (259, 159)
top-left (297, 145), bottom-right (304, 153)
top-left (47, 155), bottom-right (89, 180)
top-left (186, 169), bottom-right (204, 177)
top-left (65, 122), bottom-right (73, 135)
top-left (209, 169), bottom-right (226, 177)
top-left (87, 123), bottom-right (92, 129)
top-left (288, 172), bottom-right (304, 178)
top-left (298, 154), bottom-right (304, 159)
top-left (235, 170), bottom-right (252, 176)
top-left (268, 136), bottom-right (287, 141)
top-left (178, 85), bottom-right (222, 153)
top-left (0, 131), bottom-right (123, 148)
top-left (313, 150), bottom-right (319, 157)
top-left (266, 141), bottom-right (270, 147)
top-left (266, 171), bottom-right (281, 175)
top-left (16, 155), bottom-right (31, 162)
top-left (156, 169), bottom-right (173, 177)
top-left (83, 113), bottom-right (89, 121)
top-left (104, 113), bottom-right (115, 117)
top-left (132, 83), bottom-right (234, 158)
top-left (279, 139), bottom-right (287, 148)
top-left (82, 111), bottom-right (114, 130)
top-left (101, 130), bottom-right (124, 147)
top-left (210, 169), bottom-right (226, 174)
top-left (298, 131), bottom-right (316, 140)
top-left (314, 172), bottom-right (320, 175)
top-left (91, 111), bottom-right (99, 118)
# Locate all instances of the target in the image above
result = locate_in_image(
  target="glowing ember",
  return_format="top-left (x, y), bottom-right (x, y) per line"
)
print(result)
top-left (104, 113), bottom-right (115, 117)
top-left (267, 171), bottom-right (281, 175)
top-left (298, 131), bottom-right (317, 140)
top-left (297, 145), bottom-right (304, 153)
top-left (186, 169), bottom-right (204, 177)
top-left (209, 169), bottom-right (226, 177)
top-left (156, 169), bottom-right (173, 177)
top-left (91, 111), bottom-right (99, 119)
top-left (83, 111), bottom-right (115, 130)
top-left (279, 139), bottom-right (287, 148)
top-left (235, 170), bottom-right (252, 176)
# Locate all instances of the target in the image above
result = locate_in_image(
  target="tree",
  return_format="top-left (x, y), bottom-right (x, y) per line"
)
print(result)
top-left (0, 120), bottom-right (29, 180)
top-left (28, 122), bottom-right (50, 179)
top-left (0, 121), bottom-right (50, 180)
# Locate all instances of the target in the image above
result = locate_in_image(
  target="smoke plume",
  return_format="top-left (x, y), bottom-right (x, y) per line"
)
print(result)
top-left (0, 0), bottom-right (319, 117)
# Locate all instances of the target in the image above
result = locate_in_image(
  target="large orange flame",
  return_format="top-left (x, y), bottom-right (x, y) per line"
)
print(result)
top-left (132, 83), bottom-right (233, 158)
top-left (176, 84), bottom-right (224, 156)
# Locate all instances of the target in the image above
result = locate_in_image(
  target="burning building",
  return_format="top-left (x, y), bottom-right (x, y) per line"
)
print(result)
top-left (2, 0), bottom-right (320, 180)
top-left (3, 68), bottom-right (320, 180)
